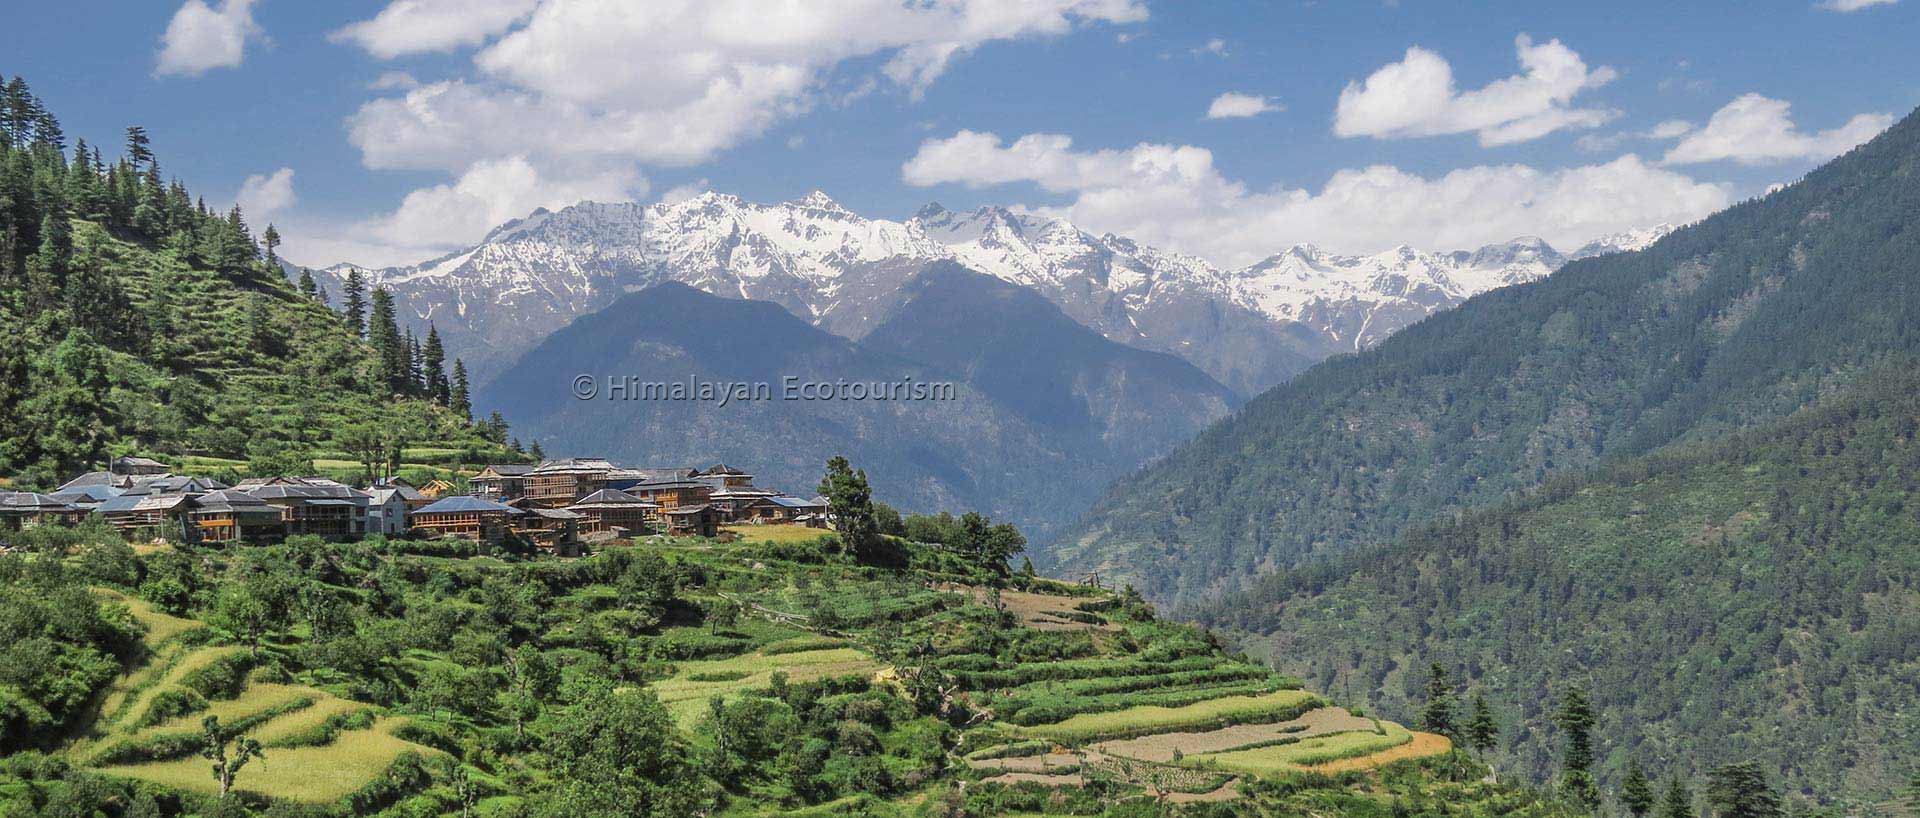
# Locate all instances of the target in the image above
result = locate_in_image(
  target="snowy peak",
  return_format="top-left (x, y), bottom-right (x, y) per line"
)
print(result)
top-left (326, 190), bottom-right (1673, 395)
top-left (1570, 223), bottom-right (1675, 259)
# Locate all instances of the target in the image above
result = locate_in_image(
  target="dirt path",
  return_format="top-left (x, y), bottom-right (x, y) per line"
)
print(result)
top-left (1309, 731), bottom-right (1452, 772)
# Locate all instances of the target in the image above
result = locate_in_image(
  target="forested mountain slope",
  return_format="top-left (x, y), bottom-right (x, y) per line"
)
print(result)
top-left (1190, 369), bottom-right (1920, 805)
top-left (0, 78), bottom-right (516, 487)
top-left (1047, 105), bottom-right (1920, 606)
top-left (480, 273), bottom-right (1233, 542)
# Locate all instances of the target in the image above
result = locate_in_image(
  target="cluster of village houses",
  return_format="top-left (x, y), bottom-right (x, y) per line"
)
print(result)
top-left (0, 456), bottom-right (829, 552)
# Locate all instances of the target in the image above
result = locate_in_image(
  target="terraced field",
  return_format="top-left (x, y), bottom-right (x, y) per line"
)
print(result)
top-left (952, 613), bottom-right (1451, 801)
top-left (653, 643), bottom-right (887, 727)
top-left (65, 592), bottom-right (438, 803)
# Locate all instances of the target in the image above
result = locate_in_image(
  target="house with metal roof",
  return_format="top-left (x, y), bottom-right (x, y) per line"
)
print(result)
top-left (187, 490), bottom-right (285, 543)
top-left (566, 488), bottom-right (659, 537)
top-left (411, 495), bottom-right (524, 546)
top-left (238, 477), bottom-right (370, 541)
top-left (1, 492), bottom-right (86, 532)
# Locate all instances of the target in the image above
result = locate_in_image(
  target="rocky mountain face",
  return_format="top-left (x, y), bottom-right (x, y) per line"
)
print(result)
top-left (316, 192), bottom-right (1669, 396)
top-left (478, 273), bottom-right (1235, 543)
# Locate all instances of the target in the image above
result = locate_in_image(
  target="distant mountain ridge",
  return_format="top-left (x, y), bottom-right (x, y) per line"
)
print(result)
top-left (479, 267), bottom-right (1236, 542)
top-left (314, 191), bottom-right (1670, 395)
top-left (1045, 105), bottom-right (1920, 607)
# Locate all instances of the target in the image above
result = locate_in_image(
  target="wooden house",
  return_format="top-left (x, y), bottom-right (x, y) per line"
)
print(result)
top-left (111, 456), bottom-right (171, 477)
top-left (188, 490), bottom-right (286, 543)
top-left (523, 458), bottom-right (620, 508)
top-left (737, 495), bottom-right (829, 527)
top-left (698, 464), bottom-right (756, 488)
top-left (237, 477), bottom-right (370, 541)
top-left (566, 488), bottom-right (659, 537)
top-left (469, 464), bottom-right (534, 502)
top-left (627, 479), bottom-right (713, 511)
top-left (661, 504), bottom-right (719, 538)
top-left (515, 507), bottom-right (583, 552)
top-left (91, 476), bottom-right (227, 538)
top-left (410, 495), bottom-right (524, 546)
top-left (0, 492), bottom-right (86, 532)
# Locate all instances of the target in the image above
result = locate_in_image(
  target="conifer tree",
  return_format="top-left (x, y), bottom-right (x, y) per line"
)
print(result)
top-left (1661, 777), bottom-right (1695, 818)
top-left (1556, 685), bottom-right (1600, 808)
top-left (423, 325), bottom-right (447, 404)
top-left (1466, 692), bottom-right (1499, 754)
top-left (123, 125), bottom-right (152, 169)
top-left (342, 269), bottom-right (367, 338)
top-left (297, 268), bottom-right (318, 300)
top-left (1421, 663), bottom-right (1457, 739)
top-left (262, 223), bottom-right (281, 269)
top-left (367, 287), bottom-right (406, 395)
top-left (1706, 763), bottom-right (1783, 818)
top-left (1623, 759), bottom-right (1656, 818)
top-left (450, 358), bottom-right (472, 421)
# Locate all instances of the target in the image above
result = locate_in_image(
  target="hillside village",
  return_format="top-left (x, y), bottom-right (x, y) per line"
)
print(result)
top-left (0, 455), bottom-right (828, 551)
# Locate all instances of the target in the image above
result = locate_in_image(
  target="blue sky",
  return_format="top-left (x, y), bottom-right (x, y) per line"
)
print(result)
top-left (5, 1), bottom-right (1915, 268)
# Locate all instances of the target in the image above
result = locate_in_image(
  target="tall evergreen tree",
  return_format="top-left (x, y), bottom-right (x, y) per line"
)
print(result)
top-left (450, 358), bottom-right (472, 421)
top-left (1466, 692), bottom-right (1499, 754)
top-left (1420, 663), bottom-right (1457, 739)
top-left (367, 287), bottom-right (406, 395)
top-left (1556, 685), bottom-right (1599, 808)
top-left (297, 268), bottom-right (318, 300)
top-left (1660, 777), bottom-right (1695, 818)
top-left (1705, 763), bottom-right (1783, 818)
top-left (423, 325), bottom-right (448, 405)
top-left (261, 223), bottom-right (281, 269)
top-left (123, 125), bottom-right (152, 169)
top-left (342, 268), bottom-right (367, 338)
top-left (1623, 759), bottom-right (1656, 818)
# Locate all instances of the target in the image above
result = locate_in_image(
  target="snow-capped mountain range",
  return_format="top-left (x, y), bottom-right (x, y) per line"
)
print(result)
top-left (314, 191), bottom-right (1671, 396)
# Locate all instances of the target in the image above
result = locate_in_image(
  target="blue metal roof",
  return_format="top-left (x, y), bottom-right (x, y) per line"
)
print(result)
top-left (414, 495), bottom-right (523, 515)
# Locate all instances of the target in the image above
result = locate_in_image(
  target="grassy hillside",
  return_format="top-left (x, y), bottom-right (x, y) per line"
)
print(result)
top-left (1191, 370), bottom-right (1920, 806)
top-left (1047, 105), bottom-right (1920, 607)
top-left (0, 520), bottom-right (1572, 818)
top-left (0, 78), bottom-right (522, 488)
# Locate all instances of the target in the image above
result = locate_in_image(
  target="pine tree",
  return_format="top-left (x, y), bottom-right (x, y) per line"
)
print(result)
top-left (1466, 692), bottom-right (1499, 754)
top-left (262, 223), bottom-right (281, 270)
top-left (423, 325), bottom-right (447, 404)
top-left (1623, 759), bottom-right (1656, 818)
top-left (342, 268), bottom-right (367, 338)
top-left (1706, 763), bottom-right (1783, 818)
top-left (1661, 777), bottom-right (1694, 818)
top-left (405, 328), bottom-right (422, 396)
top-left (1556, 685), bottom-right (1599, 808)
top-left (367, 287), bottom-right (406, 395)
top-left (1420, 663), bottom-right (1457, 739)
top-left (528, 439), bottom-right (544, 460)
top-left (450, 358), bottom-right (472, 422)
top-left (297, 268), bottom-right (318, 300)
top-left (124, 125), bottom-right (153, 169)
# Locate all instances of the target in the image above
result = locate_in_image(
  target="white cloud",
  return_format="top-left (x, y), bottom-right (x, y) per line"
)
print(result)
top-left (1572, 119), bottom-right (1693, 153)
top-left (1206, 92), bottom-right (1280, 119)
top-left (367, 71), bottom-right (419, 91)
top-left (371, 156), bottom-right (644, 251)
top-left (1662, 94), bottom-right (1894, 165)
top-left (658, 180), bottom-right (712, 206)
top-left (1192, 38), bottom-right (1228, 57)
top-left (903, 130), bottom-right (1729, 266)
top-left (330, 0), bottom-right (540, 58)
top-left (1335, 35), bottom-right (1618, 146)
top-left (235, 168), bottom-right (296, 219)
top-left (155, 0), bottom-right (262, 77)
top-left (317, 0), bottom-right (1144, 265)
top-left (1817, 0), bottom-right (1896, 11)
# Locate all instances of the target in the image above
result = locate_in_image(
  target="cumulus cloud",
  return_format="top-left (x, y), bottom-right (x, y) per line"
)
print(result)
top-left (316, 0), bottom-right (1144, 265)
top-left (235, 168), bottom-right (296, 219)
top-left (903, 130), bottom-right (1729, 266)
top-left (155, 0), bottom-right (262, 77)
top-left (371, 156), bottom-right (644, 251)
top-left (1335, 35), bottom-right (1618, 146)
top-left (367, 71), bottom-right (419, 91)
top-left (331, 0), bottom-right (539, 57)
top-left (1573, 119), bottom-right (1694, 153)
top-left (1817, 0), bottom-right (1896, 10)
top-left (658, 180), bottom-right (712, 206)
top-left (1206, 93), bottom-right (1280, 119)
top-left (1662, 94), bottom-right (1893, 165)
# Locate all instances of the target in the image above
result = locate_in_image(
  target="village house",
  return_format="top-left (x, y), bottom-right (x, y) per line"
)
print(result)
top-left (514, 506), bottom-right (584, 554)
top-left (566, 488), bottom-right (659, 537)
top-left (236, 477), bottom-right (370, 541)
top-left (661, 503), bottom-right (720, 538)
top-left (111, 456), bottom-right (171, 477)
top-left (0, 492), bottom-right (86, 532)
top-left (523, 458), bottom-right (622, 507)
top-left (188, 490), bottom-right (286, 543)
top-left (469, 464), bottom-right (534, 502)
top-left (737, 495), bottom-right (829, 527)
top-left (410, 495), bottom-right (524, 547)
top-left (627, 478), bottom-right (713, 510)
top-left (48, 483), bottom-right (123, 511)
top-left (91, 476), bottom-right (228, 537)
top-left (367, 479), bottom-right (432, 536)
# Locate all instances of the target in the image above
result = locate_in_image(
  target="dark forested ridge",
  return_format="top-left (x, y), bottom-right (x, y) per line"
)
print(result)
top-left (1190, 369), bottom-right (1920, 805)
top-left (480, 270), bottom-right (1234, 542)
top-left (0, 77), bottom-right (520, 487)
top-left (1046, 104), bottom-right (1920, 607)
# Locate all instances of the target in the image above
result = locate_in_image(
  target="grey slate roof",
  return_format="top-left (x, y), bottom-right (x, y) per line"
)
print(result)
top-left (191, 490), bottom-right (277, 514)
top-left (414, 496), bottom-right (524, 515)
top-left (569, 488), bottom-right (656, 508)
